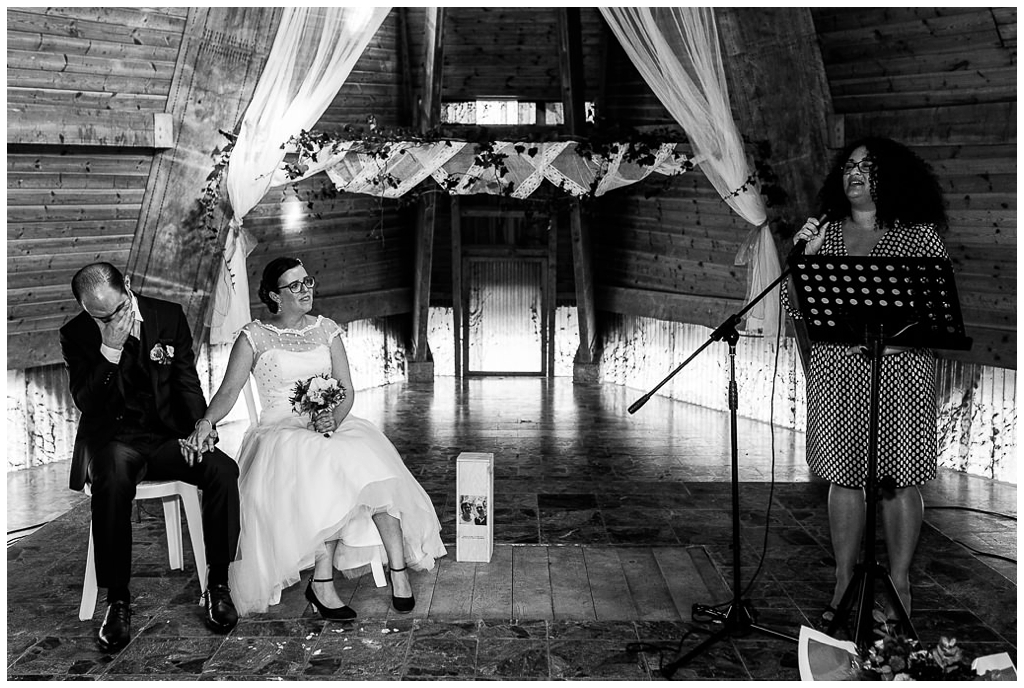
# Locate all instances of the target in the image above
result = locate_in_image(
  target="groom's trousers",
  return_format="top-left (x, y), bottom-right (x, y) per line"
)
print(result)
top-left (88, 429), bottom-right (240, 590)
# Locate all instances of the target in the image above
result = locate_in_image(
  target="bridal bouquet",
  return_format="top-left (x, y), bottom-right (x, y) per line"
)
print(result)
top-left (289, 374), bottom-right (346, 437)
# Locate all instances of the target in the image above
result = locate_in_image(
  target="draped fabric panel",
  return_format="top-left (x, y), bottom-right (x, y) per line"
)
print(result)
top-left (211, 6), bottom-right (391, 342)
top-left (600, 7), bottom-right (781, 339)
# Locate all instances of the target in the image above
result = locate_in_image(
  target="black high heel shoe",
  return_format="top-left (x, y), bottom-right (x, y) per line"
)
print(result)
top-left (305, 577), bottom-right (357, 620)
top-left (389, 566), bottom-right (415, 614)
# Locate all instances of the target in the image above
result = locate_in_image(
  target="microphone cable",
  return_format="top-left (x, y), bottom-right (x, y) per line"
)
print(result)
top-left (738, 285), bottom-right (787, 602)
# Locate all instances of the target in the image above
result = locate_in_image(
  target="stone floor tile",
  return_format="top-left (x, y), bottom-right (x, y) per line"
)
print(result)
top-left (474, 638), bottom-right (548, 679)
top-left (403, 637), bottom-right (478, 678)
top-left (203, 636), bottom-right (316, 676)
top-left (104, 636), bottom-right (226, 675)
top-left (302, 631), bottom-right (410, 678)
top-left (8, 636), bottom-right (119, 677)
top-left (548, 639), bottom-right (649, 680)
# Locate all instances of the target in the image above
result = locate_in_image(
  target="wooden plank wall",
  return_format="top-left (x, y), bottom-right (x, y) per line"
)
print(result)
top-left (242, 12), bottom-right (416, 326)
top-left (404, 7), bottom-right (606, 104)
top-left (7, 7), bottom-right (189, 370)
top-left (812, 6), bottom-right (1017, 368)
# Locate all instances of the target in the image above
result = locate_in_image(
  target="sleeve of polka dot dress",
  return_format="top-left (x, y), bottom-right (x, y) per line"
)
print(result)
top-left (920, 223), bottom-right (949, 260)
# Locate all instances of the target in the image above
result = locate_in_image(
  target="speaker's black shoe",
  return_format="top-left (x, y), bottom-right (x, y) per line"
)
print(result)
top-left (203, 583), bottom-right (238, 633)
top-left (389, 566), bottom-right (415, 614)
top-left (97, 600), bottom-right (132, 652)
top-left (305, 578), bottom-right (357, 620)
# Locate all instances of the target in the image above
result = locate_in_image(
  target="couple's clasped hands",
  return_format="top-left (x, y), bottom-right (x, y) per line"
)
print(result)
top-left (180, 419), bottom-right (218, 467)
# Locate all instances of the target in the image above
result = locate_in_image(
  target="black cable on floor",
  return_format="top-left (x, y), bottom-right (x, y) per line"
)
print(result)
top-left (926, 505), bottom-right (1016, 521)
top-left (952, 539), bottom-right (1017, 564)
top-left (7, 521), bottom-right (50, 535)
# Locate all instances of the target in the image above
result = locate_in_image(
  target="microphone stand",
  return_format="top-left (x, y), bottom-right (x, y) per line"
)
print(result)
top-left (630, 247), bottom-right (801, 679)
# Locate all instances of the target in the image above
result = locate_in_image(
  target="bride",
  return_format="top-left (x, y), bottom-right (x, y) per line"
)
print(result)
top-left (185, 256), bottom-right (446, 618)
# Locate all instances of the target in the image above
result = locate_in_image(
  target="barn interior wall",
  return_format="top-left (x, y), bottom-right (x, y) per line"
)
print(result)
top-left (6, 8), bottom-right (1016, 482)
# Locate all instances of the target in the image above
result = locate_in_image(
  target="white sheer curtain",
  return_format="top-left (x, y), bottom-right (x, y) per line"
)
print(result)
top-left (600, 7), bottom-right (781, 339)
top-left (210, 6), bottom-right (391, 342)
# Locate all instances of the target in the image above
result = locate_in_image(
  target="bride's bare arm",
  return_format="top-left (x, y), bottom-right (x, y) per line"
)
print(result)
top-left (184, 335), bottom-right (254, 453)
top-left (328, 335), bottom-right (357, 427)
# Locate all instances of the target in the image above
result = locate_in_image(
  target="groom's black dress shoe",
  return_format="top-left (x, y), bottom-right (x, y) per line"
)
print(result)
top-left (203, 583), bottom-right (238, 633)
top-left (97, 600), bottom-right (132, 652)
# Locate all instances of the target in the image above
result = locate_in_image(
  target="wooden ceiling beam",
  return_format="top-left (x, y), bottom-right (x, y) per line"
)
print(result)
top-left (127, 7), bottom-right (282, 338)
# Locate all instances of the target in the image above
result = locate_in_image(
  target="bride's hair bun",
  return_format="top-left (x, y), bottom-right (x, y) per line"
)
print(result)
top-left (258, 256), bottom-right (303, 314)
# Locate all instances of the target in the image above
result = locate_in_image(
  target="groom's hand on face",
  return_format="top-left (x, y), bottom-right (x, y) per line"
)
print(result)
top-left (98, 299), bottom-right (134, 350)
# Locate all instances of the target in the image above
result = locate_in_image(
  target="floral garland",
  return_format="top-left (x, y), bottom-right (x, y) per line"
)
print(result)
top-left (280, 118), bottom-right (696, 201)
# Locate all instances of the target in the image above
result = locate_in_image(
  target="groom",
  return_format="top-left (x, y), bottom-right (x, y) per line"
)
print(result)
top-left (60, 262), bottom-right (240, 651)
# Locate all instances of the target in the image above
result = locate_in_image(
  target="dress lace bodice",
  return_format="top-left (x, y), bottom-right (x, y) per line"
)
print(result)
top-left (238, 315), bottom-right (343, 421)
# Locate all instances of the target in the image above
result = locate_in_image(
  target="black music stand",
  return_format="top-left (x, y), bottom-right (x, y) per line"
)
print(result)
top-left (790, 255), bottom-right (971, 648)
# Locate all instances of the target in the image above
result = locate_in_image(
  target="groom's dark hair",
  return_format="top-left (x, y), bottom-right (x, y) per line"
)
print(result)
top-left (71, 262), bottom-right (125, 303)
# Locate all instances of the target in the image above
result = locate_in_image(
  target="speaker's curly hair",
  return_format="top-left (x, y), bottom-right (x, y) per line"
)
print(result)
top-left (816, 136), bottom-right (947, 232)
top-left (257, 256), bottom-right (303, 314)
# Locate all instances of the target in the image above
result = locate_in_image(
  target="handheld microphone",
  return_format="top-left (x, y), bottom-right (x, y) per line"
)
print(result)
top-left (788, 211), bottom-right (832, 262)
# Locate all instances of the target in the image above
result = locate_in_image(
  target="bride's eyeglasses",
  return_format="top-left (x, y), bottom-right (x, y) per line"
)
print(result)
top-left (275, 276), bottom-right (316, 293)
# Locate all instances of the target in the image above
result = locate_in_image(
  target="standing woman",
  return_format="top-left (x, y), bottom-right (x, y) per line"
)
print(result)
top-left (788, 137), bottom-right (948, 626)
top-left (186, 257), bottom-right (446, 618)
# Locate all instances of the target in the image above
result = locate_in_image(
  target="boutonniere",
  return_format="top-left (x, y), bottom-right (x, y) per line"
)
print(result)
top-left (149, 342), bottom-right (175, 365)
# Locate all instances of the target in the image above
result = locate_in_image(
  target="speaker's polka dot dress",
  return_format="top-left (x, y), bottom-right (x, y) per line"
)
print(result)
top-left (787, 221), bottom-right (948, 488)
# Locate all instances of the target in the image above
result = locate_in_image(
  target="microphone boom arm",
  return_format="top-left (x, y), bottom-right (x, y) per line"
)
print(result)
top-left (628, 250), bottom-right (798, 414)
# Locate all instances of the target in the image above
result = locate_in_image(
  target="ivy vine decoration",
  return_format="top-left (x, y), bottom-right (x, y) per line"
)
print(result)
top-left (183, 129), bottom-right (237, 254)
top-left (280, 117), bottom-right (695, 208)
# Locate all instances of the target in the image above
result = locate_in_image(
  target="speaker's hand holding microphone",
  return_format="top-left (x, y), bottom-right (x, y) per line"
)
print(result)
top-left (790, 214), bottom-right (830, 261)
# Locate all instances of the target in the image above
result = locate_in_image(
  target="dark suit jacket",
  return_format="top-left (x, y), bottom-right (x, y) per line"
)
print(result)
top-left (59, 293), bottom-right (208, 491)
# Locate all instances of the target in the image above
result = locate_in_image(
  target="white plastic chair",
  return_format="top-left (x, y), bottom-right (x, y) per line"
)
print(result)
top-left (80, 480), bottom-right (207, 620)
top-left (242, 378), bottom-right (387, 588)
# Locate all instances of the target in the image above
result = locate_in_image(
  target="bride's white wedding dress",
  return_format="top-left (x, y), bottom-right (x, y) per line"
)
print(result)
top-left (227, 315), bottom-right (446, 616)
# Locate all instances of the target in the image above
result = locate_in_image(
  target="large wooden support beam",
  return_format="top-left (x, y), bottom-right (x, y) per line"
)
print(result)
top-left (716, 8), bottom-right (834, 372)
top-left (127, 7), bottom-right (281, 338)
top-left (556, 8), bottom-right (586, 134)
top-left (546, 213), bottom-right (558, 377)
top-left (569, 202), bottom-right (597, 366)
top-left (557, 8), bottom-right (598, 378)
top-left (419, 7), bottom-right (445, 135)
top-left (7, 105), bottom-right (173, 148)
top-left (716, 8), bottom-right (833, 222)
top-left (409, 194), bottom-right (436, 365)
top-left (409, 7), bottom-right (445, 380)
top-left (451, 197), bottom-right (463, 377)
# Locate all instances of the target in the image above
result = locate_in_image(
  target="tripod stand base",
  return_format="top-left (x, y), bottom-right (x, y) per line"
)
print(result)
top-left (827, 560), bottom-right (916, 646)
top-left (659, 601), bottom-right (797, 679)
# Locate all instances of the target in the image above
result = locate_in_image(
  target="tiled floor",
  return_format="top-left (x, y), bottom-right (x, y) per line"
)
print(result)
top-left (6, 378), bottom-right (1018, 680)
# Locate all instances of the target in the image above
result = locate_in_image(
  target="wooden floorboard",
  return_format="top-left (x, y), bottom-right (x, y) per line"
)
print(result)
top-left (653, 546), bottom-right (705, 621)
top-left (511, 546), bottom-right (553, 620)
top-left (548, 545), bottom-right (598, 621)
top-left (582, 546), bottom-right (639, 621)
top-left (471, 544), bottom-right (513, 619)
top-left (427, 553), bottom-right (476, 617)
top-left (618, 547), bottom-right (681, 621)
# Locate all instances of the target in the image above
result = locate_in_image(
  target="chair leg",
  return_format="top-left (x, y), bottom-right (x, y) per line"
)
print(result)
top-left (79, 524), bottom-right (98, 621)
top-left (178, 487), bottom-right (208, 596)
top-left (370, 552), bottom-right (388, 588)
top-left (162, 496), bottom-right (184, 570)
